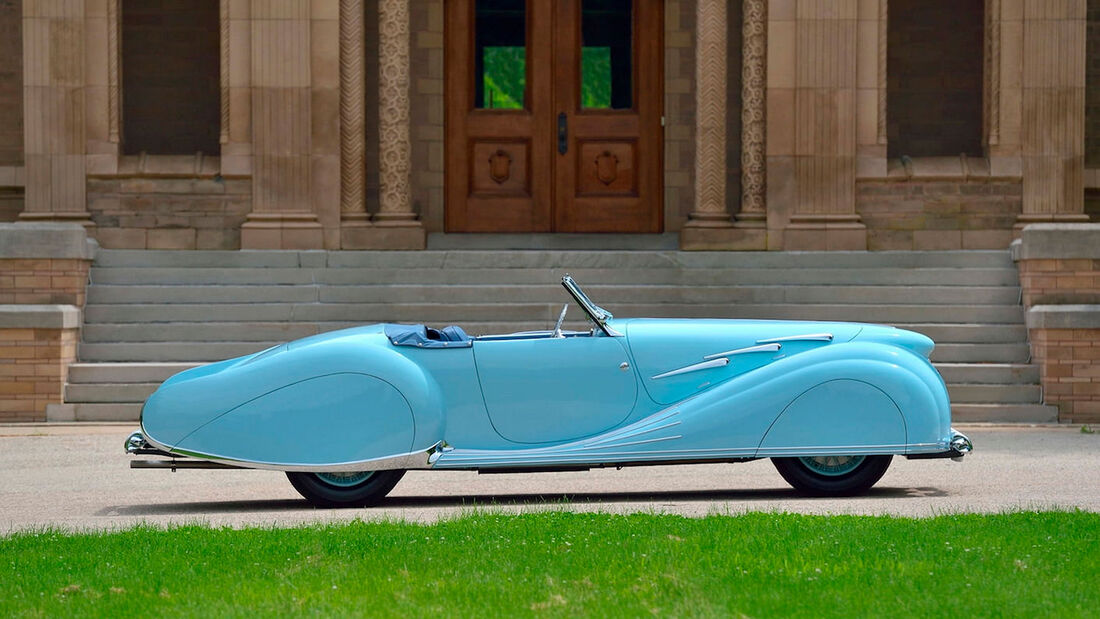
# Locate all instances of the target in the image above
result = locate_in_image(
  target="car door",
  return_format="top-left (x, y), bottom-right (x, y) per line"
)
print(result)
top-left (473, 334), bottom-right (638, 444)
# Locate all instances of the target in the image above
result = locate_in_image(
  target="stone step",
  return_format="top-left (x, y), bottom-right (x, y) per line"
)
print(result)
top-left (897, 323), bottom-right (1026, 344)
top-left (64, 382), bottom-right (156, 403)
top-left (82, 302), bottom-right (1026, 325)
top-left (67, 362), bottom-right (200, 383)
top-left (950, 403), bottom-right (1059, 423)
top-left (85, 283), bottom-right (1023, 306)
top-left (946, 383), bottom-right (1042, 404)
top-left (933, 363), bottom-right (1040, 385)
top-left (46, 403), bottom-right (144, 422)
top-left (89, 266), bottom-right (1024, 287)
top-left (92, 249), bottom-right (1016, 270)
top-left (930, 343), bottom-right (1029, 363)
top-left (81, 321), bottom-right (1027, 346)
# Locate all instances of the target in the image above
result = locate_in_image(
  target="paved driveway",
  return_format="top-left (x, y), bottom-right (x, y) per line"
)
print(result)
top-left (1, 424), bottom-right (1097, 532)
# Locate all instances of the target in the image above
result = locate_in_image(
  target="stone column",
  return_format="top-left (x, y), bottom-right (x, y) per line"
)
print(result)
top-left (19, 1), bottom-right (93, 225)
top-left (340, 0), bottom-right (368, 225)
top-left (775, 1), bottom-right (866, 250)
top-left (855, 0), bottom-right (887, 179)
top-left (734, 0), bottom-right (767, 248)
top-left (345, 0), bottom-right (424, 249)
top-left (1016, 1), bottom-right (1089, 226)
top-left (240, 0), bottom-right (323, 249)
top-left (683, 0), bottom-right (758, 250)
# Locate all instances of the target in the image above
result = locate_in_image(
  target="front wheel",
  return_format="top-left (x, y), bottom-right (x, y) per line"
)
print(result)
top-left (286, 470), bottom-right (406, 508)
top-left (771, 455), bottom-right (892, 496)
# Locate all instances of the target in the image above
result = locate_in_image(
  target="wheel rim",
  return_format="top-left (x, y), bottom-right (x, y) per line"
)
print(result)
top-left (315, 471), bottom-right (375, 487)
top-left (798, 455), bottom-right (865, 477)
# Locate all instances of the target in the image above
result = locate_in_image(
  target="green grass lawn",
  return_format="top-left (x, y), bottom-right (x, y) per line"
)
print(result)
top-left (2, 511), bottom-right (1097, 617)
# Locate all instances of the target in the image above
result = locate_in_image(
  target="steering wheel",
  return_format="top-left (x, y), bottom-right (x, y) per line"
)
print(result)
top-left (551, 304), bottom-right (569, 338)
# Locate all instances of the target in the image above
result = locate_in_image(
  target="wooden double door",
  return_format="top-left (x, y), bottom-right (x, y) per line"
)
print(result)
top-left (445, 0), bottom-right (663, 233)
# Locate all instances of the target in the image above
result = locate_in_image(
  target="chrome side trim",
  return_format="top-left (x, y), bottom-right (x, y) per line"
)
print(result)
top-left (756, 333), bottom-right (833, 344)
top-left (652, 357), bottom-right (730, 380)
top-left (702, 343), bottom-right (781, 361)
top-left (139, 431), bottom-right (443, 472)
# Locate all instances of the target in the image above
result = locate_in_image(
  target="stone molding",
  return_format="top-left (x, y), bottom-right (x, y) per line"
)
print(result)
top-left (0, 223), bottom-right (96, 260)
top-left (1017, 223), bottom-right (1100, 260)
top-left (0, 305), bottom-right (82, 330)
top-left (1026, 305), bottom-right (1100, 330)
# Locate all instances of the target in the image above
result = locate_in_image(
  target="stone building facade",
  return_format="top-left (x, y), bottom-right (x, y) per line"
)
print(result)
top-left (0, 0), bottom-right (1097, 250)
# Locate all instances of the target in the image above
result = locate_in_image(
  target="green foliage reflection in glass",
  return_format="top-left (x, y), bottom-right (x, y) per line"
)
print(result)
top-left (482, 47), bottom-right (525, 109)
top-left (581, 47), bottom-right (612, 108)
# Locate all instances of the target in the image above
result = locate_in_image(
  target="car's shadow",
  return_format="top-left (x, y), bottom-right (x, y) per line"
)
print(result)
top-left (105, 486), bottom-right (947, 516)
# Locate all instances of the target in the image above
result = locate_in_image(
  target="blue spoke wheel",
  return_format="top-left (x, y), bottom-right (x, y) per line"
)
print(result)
top-left (772, 455), bottom-right (892, 496)
top-left (287, 469), bottom-right (406, 508)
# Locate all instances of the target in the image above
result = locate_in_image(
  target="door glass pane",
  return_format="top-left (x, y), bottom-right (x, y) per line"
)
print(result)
top-left (581, 0), bottom-right (632, 109)
top-left (475, 0), bottom-right (526, 109)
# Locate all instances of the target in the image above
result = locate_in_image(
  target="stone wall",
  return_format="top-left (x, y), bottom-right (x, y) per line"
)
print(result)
top-left (88, 173), bottom-right (252, 250)
top-left (664, 0), bottom-right (695, 230)
top-left (887, 0), bottom-right (983, 158)
top-left (1087, 0), bottom-right (1100, 167)
top-left (121, 0), bottom-right (221, 155)
top-left (0, 0), bottom-right (21, 166)
top-left (856, 160), bottom-right (1022, 250)
top-left (1027, 312), bottom-right (1100, 423)
top-left (410, 0), bottom-right (444, 230)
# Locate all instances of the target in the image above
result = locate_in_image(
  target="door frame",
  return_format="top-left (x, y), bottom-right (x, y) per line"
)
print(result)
top-left (443, 0), bottom-right (664, 233)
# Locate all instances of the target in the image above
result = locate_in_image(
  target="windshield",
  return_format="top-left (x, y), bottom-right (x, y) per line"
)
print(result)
top-left (561, 275), bottom-right (621, 336)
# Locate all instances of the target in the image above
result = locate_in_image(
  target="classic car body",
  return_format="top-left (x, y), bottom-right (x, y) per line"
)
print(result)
top-left (126, 276), bottom-right (972, 506)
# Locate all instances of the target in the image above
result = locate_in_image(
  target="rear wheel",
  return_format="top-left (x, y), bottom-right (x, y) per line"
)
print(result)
top-left (771, 455), bottom-right (892, 496)
top-left (286, 470), bottom-right (406, 508)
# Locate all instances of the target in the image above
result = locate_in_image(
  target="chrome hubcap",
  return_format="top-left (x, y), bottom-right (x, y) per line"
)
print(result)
top-left (315, 471), bottom-right (374, 487)
top-left (798, 455), bottom-right (865, 477)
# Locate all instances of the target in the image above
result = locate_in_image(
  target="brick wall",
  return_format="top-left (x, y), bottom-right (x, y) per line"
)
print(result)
top-left (857, 179), bottom-right (1022, 250)
top-left (0, 327), bottom-right (78, 423)
top-left (1018, 259), bottom-right (1100, 306)
top-left (1028, 327), bottom-right (1100, 423)
top-left (88, 177), bottom-right (252, 249)
top-left (0, 259), bottom-right (90, 307)
top-left (0, 0), bottom-right (22, 166)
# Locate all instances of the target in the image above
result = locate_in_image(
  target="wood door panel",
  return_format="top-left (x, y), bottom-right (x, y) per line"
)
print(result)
top-left (471, 140), bottom-right (530, 196)
top-left (445, 0), bottom-right (661, 233)
top-left (577, 140), bottom-right (636, 196)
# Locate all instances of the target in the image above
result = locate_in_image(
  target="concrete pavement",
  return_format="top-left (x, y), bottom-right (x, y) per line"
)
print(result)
top-left (0, 424), bottom-right (1097, 533)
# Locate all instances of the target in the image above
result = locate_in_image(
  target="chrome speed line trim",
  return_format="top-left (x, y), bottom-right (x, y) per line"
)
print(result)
top-left (652, 357), bottom-right (730, 380)
top-left (138, 431), bottom-right (443, 472)
top-left (702, 342), bottom-right (781, 361)
top-left (585, 421), bottom-right (682, 446)
top-left (756, 333), bottom-right (834, 344)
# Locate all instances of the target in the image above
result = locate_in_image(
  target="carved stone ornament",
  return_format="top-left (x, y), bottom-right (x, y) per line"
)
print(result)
top-left (595, 151), bottom-right (619, 185)
top-left (489, 150), bottom-right (513, 184)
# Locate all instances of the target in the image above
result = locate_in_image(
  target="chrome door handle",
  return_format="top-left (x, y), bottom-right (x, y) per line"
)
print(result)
top-left (619, 362), bottom-right (630, 371)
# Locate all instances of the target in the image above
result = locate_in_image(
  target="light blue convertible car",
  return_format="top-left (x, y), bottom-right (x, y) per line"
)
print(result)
top-left (126, 276), bottom-right (972, 507)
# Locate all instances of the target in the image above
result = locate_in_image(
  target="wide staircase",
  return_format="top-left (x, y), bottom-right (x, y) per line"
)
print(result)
top-left (55, 249), bottom-right (1057, 423)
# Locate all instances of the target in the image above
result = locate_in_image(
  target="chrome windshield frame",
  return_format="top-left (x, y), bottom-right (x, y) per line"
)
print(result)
top-left (561, 275), bottom-right (622, 337)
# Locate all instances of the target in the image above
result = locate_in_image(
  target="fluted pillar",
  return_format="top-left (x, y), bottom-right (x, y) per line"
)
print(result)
top-left (340, 0), bottom-right (368, 224)
top-left (19, 1), bottom-right (93, 225)
top-left (240, 0), bottom-right (323, 249)
top-left (344, 0), bottom-right (424, 249)
top-left (1016, 1), bottom-right (1088, 226)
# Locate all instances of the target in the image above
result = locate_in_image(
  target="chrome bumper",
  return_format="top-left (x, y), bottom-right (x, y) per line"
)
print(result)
top-left (906, 428), bottom-right (973, 462)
